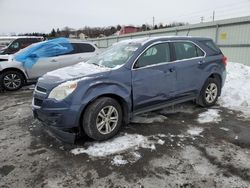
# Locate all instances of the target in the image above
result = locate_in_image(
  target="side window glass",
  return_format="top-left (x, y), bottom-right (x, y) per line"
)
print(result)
top-left (34, 43), bottom-right (74, 57)
top-left (59, 43), bottom-right (77, 55)
top-left (78, 43), bottom-right (95, 53)
top-left (174, 42), bottom-right (204, 60)
top-left (135, 43), bottom-right (170, 68)
top-left (144, 47), bottom-right (157, 57)
top-left (196, 47), bottom-right (205, 56)
top-left (201, 40), bottom-right (221, 55)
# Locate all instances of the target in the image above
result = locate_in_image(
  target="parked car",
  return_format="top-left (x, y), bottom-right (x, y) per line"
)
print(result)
top-left (0, 36), bottom-right (44, 55)
top-left (32, 36), bottom-right (227, 143)
top-left (0, 38), bottom-right (98, 91)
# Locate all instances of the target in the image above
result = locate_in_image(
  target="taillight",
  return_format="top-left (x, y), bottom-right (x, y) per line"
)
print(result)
top-left (222, 56), bottom-right (227, 66)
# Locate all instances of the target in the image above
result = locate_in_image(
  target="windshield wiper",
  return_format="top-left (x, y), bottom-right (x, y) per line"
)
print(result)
top-left (92, 63), bottom-right (107, 68)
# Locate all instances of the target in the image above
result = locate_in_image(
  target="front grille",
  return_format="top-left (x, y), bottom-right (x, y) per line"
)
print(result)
top-left (36, 86), bottom-right (47, 93)
top-left (34, 98), bottom-right (43, 107)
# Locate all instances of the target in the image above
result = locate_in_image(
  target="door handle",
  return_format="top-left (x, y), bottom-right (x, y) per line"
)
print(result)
top-left (169, 68), bottom-right (175, 72)
top-left (51, 59), bottom-right (57, 62)
top-left (164, 68), bottom-right (175, 74)
top-left (198, 60), bottom-right (206, 65)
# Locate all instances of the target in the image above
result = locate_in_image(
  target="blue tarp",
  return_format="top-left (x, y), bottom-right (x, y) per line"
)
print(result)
top-left (14, 37), bottom-right (73, 68)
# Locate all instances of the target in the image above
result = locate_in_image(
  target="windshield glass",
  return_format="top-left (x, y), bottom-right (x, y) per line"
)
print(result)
top-left (14, 42), bottom-right (40, 56)
top-left (87, 42), bottom-right (141, 68)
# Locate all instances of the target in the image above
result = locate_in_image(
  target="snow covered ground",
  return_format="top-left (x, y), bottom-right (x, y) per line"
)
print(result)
top-left (71, 134), bottom-right (157, 157)
top-left (187, 127), bottom-right (204, 136)
top-left (219, 62), bottom-right (250, 118)
top-left (131, 114), bottom-right (168, 124)
top-left (1, 67), bottom-right (250, 187)
top-left (197, 109), bottom-right (221, 124)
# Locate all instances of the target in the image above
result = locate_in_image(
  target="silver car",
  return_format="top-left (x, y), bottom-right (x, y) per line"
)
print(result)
top-left (0, 39), bottom-right (98, 91)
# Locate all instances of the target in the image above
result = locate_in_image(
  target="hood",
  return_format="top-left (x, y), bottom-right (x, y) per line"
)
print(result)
top-left (39, 62), bottom-right (111, 84)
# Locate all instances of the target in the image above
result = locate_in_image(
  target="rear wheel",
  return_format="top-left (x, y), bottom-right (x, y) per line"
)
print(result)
top-left (82, 97), bottom-right (123, 141)
top-left (198, 78), bottom-right (221, 107)
top-left (0, 70), bottom-right (24, 91)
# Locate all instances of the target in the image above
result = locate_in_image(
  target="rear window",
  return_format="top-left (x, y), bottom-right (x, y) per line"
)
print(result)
top-left (77, 43), bottom-right (95, 53)
top-left (173, 42), bottom-right (204, 61)
top-left (200, 40), bottom-right (221, 55)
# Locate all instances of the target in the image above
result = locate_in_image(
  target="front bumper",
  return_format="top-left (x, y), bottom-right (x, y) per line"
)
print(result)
top-left (32, 99), bottom-right (82, 144)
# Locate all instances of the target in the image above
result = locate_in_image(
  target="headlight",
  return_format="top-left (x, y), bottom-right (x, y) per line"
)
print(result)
top-left (48, 81), bottom-right (77, 101)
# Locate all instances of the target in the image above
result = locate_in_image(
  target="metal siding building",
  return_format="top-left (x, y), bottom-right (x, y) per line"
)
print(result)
top-left (89, 16), bottom-right (250, 65)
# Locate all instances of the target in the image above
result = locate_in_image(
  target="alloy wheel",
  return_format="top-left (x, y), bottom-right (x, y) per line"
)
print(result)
top-left (3, 73), bottom-right (22, 90)
top-left (96, 106), bottom-right (119, 135)
top-left (205, 83), bottom-right (218, 103)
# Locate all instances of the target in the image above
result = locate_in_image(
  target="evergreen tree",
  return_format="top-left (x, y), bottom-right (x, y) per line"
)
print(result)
top-left (50, 28), bottom-right (56, 37)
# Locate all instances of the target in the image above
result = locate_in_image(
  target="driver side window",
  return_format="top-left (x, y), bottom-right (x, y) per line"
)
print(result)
top-left (135, 43), bottom-right (170, 68)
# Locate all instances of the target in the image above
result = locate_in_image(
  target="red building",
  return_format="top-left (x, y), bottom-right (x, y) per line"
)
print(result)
top-left (118, 26), bottom-right (138, 35)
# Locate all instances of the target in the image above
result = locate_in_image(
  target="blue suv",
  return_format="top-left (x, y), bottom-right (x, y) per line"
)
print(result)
top-left (32, 36), bottom-right (227, 143)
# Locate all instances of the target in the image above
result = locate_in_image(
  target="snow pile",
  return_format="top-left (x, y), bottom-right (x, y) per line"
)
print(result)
top-left (219, 62), bottom-right (250, 117)
top-left (131, 114), bottom-right (167, 124)
top-left (197, 109), bottom-right (221, 124)
top-left (187, 127), bottom-right (204, 136)
top-left (71, 134), bottom-right (156, 157)
top-left (220, 127), bottom-right (230, 132)
top-left (111, 151), bottom-right (142, 166)
top-left (111, 155), bottom-right (128, 166)
top-left (44, 62), bottom-right (110, 80)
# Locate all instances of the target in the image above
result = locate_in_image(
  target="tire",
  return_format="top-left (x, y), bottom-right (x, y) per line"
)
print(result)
top-left (82, 97), bottom-right (123, 141)
top-left (197, 78), bottom-right (221, 107)
top-left (0, 70), bottom-right (24, 91)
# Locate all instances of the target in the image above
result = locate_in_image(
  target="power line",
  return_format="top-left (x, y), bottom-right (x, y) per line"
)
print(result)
top-left (157, 0), bottom-right (250, 24)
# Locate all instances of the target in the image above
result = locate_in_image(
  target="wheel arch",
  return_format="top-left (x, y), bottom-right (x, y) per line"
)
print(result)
top-left (79, 93), bottom-right (130, 132)
top-left (0, 68), bottom-right (27, 83)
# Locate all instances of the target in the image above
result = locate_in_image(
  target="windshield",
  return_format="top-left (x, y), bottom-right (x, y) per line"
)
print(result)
top-left (0, 40), bottom-right (13, 50)
top-left (14, 42), bottom-right (40, 56)
top-left (87, 42), bottom-right (141, 68)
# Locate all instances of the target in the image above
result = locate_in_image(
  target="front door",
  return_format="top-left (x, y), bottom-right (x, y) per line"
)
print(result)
top-left (132, 42), bottom-right (176, 111)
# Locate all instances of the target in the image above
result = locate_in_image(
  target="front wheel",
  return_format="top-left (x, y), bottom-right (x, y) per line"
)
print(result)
top-left (82, 97), bottom-right (123, 141)
top-left (0, 71), bottom-right (24, 91)
top-left (197, 78), bottom-right (221, 107)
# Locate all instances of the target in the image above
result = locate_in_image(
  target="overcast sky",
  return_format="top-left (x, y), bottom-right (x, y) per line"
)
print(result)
top-left (0, 0), bottom-right (250, 34)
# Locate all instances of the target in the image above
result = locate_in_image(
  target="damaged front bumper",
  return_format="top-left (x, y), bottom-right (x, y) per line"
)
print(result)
top-left (32, 106), bottom-right (79, 144)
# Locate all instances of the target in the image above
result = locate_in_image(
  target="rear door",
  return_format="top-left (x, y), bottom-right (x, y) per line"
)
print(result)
top-left (172, 41), bottom-right (205, 98)
top-left (56, 43), bottom-right (97, 69)
top-left (25, 43), bottom-right (68, 78)
top-left (132, 42), bottom-right (176, 111)
top-left (25, 57), bottom-right (59, 79)
top-left (53, 43), bottom-right (80, 68)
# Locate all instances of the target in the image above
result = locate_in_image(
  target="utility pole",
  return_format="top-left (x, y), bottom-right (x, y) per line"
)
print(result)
top-left (153, 16), bottom-right (155, 28)
top-left (212, 10), bottom-right (215, 22)
top-left (200, 16), bottom-right (204, 23)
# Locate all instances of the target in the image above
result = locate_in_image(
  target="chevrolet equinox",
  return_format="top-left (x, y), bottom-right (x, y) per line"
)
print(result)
top-left (32, 36), bottom-right (227, 143)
